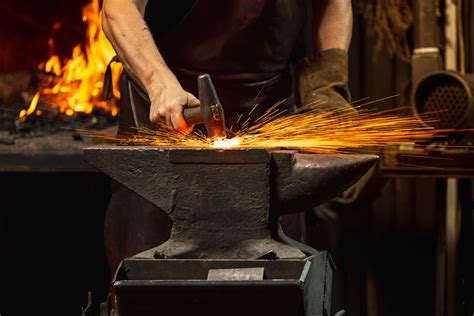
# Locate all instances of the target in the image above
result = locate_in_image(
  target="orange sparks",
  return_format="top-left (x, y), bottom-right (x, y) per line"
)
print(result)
top-left (234, 105), bottom-right (436, 153)
top-left (19, 0), bottom-right (121, 121)
top-left (98, 101), bottom-right (456, 155)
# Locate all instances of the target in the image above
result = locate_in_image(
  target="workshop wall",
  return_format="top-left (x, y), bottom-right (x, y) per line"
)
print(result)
top-left (0, 0), bottom-right (88, 72)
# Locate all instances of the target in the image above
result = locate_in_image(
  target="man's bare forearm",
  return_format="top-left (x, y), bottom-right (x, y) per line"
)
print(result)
top-left (312, 0), bottom-right (352, 52)
top-left (102, 0), bottom-right (181, 96)
top-left (102, 0), bottom-right (198, 131)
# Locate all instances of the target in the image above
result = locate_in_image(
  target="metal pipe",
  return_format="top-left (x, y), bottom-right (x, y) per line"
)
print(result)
top-left (411, 0), bottom-right (442, 92)
top-left (413, 0), bottom-right (439, 49)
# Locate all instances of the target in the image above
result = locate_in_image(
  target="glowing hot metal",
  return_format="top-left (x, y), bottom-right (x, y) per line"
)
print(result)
top-left (212, 137), bottom-right (242, 148)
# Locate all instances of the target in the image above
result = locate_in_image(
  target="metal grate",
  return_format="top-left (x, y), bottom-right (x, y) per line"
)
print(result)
top-left (415, 74), bottom-right (471, 129)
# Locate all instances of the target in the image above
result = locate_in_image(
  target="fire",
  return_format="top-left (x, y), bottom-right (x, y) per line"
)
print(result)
top-left (19, 0), bottom-right (121, 122)
top-left (19, 92), bottom-right (40, 120)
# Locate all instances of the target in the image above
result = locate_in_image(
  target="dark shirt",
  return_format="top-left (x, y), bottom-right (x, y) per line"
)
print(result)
top-left (144, 0), bottom-right (308, 122)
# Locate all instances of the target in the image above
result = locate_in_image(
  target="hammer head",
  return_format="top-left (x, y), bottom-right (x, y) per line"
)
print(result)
top-left (197, 74), bottom-right (226, 138)
top-left (182, 74), bottom-right (227, 138)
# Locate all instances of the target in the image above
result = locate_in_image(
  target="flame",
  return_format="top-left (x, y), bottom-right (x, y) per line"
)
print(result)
top-left (20, 0), bottom-right (121, 122)
top-left (19, 92), bottom-right (40, 121)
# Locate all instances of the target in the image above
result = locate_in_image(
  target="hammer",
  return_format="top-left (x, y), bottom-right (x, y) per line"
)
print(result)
top-left (182, 74), bottom-right (226, 139)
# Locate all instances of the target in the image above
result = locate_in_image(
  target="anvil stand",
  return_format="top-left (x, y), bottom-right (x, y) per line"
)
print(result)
top-left (85, 146), bottom-right (377, 316)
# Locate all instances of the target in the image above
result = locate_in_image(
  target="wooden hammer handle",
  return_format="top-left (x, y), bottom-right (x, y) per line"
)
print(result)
top-left (182, 106), bottom-right (203, 125)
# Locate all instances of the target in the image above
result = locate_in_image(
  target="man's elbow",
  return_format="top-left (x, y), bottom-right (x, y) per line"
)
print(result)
top-left (102, 0), bottom-right (125, 32)
top-left (102, 0), bottom-right (125, 41)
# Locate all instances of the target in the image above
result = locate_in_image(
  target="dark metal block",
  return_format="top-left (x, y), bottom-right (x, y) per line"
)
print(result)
top-left (85, 146), bottom-right (377, 315)
top-left (168, 147), bottom-right (270, 164)
top-left (272, 151), bottom-right (378, 214)
top-left (84, 146), bottom-right (377, 259)
top-left (112, 252), bottom-right (334, 316)
top-left (85, 146), bottom-right (304, 258)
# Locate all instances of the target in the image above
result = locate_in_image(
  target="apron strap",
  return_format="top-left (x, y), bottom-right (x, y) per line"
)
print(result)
top-left (101, 56), bottom-right (121, 101)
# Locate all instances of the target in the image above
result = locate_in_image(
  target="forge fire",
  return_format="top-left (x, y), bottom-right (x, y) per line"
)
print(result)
top-left (19, 0), bottom-right (121, 124)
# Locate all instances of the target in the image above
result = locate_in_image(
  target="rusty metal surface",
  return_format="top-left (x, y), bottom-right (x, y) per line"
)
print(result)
top-left (85, 145), bottom-right (377, 260)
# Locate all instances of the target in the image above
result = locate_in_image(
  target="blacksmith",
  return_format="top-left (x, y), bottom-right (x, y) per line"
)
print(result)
top-left (101, 0), bottom-right (353, 273)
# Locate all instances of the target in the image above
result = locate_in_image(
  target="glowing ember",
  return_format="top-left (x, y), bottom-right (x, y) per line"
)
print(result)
top-left (19, 0), bottom-right (121, 122)
top-left (212, 137), bottom-right (242, 148)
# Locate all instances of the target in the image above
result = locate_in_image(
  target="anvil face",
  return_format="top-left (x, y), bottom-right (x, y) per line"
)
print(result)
top-left (85, 146), bottom-right (377, 259)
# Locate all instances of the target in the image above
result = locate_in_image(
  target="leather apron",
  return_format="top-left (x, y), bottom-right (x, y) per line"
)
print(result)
top-left (105, 0), bottom-right (307, 274)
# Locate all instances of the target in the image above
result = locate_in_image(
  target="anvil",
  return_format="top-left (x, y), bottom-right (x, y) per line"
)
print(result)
top-left (85, 146), bottom-right (377, 260)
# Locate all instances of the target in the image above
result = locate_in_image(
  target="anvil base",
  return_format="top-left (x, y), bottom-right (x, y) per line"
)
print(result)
top-left (111, 252), bottom-right (334, 316)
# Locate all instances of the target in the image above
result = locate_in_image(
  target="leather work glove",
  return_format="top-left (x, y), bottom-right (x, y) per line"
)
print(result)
top-left (297, 48), bottom-right (353, 112)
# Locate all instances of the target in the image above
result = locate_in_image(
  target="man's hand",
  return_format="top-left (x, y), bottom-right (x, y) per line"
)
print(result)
top-left (149, 85), bottom-right (200, 133)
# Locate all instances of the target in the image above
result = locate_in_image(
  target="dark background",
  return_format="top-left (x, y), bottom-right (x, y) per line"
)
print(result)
top-left (0, 0), bottom-right (88, 72)
top-left (0, 0), bottom-right (473, 315)
top-left (0, 173), bottom-right (110, 315)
